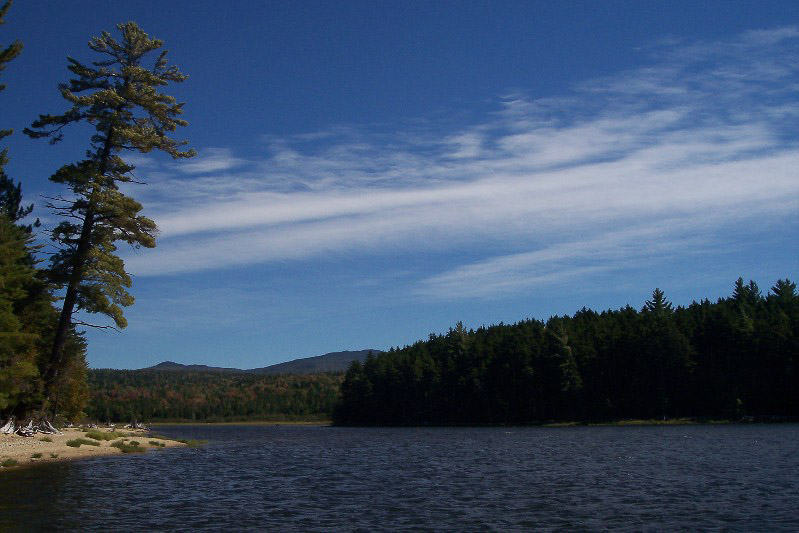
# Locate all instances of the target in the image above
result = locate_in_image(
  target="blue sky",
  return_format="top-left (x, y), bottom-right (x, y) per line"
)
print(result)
top-left (2, 1), bottom-right (797, 369)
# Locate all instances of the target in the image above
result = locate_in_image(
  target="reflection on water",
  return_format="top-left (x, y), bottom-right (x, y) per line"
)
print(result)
top-left (2, 424), bottom-right (798, 531)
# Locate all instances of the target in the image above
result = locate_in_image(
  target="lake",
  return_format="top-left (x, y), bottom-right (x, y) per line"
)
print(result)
top-left (1, 424), bottom-right (798, 531)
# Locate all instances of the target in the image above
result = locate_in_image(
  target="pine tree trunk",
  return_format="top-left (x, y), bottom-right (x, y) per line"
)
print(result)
top-left (45, 128), bottom-right (114, 413)
top-left (44, 207), bottom-right (94, 401)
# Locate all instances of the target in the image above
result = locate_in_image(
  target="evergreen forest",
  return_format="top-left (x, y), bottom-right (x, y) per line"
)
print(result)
top-left (334, 279), bottom-right (798, 425)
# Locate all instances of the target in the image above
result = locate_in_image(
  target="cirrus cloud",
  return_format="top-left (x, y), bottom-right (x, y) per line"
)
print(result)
top-left (122, 27), bottom-right (799, 302)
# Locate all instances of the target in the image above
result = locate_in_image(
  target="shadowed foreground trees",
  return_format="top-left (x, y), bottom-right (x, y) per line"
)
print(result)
top-left (0, 1), bottom-right (85, 420)
top-left (0, 216), bottom-right (42, 413)
top-left (0, 183), bottom-right (89, 420)
top-left (334, 278), bottom-right (799, 425)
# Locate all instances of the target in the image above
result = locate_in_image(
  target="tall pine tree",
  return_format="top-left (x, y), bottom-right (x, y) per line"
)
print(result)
top-left (24, 22), bottom-right (195, 410)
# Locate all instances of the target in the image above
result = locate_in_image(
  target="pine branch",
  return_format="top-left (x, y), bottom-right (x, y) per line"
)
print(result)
top-left (71, 319), bottom-right (120, 332)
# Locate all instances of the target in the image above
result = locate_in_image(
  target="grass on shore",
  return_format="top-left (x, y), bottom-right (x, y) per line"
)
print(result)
top-left (84, 429), bottom-right (120, 441)
top-left (66, 438), bottom-right (101, 448)
top-left (111, 440), bottom-right (146, 453)
top-left (176, 438), bottom-right (207, 448)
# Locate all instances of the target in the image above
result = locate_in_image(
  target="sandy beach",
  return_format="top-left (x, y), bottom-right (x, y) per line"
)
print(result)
top-left (0, 427), bottom-right (186, 469)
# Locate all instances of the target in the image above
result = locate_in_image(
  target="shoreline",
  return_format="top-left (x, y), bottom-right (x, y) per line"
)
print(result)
top-left (149, 420), bottom-right (332, 427)
top-left (140, 416), bottom-right (796, 428)
top-left (0, 427), bottom-right (186, 470)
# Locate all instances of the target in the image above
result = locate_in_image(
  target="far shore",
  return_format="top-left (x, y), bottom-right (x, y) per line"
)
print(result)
top-left (150, 416), bottom-right (795, 428)
top-left (541, 417), bottom-right (734, 427)
top-left (149, 419), bottom-right (332, 426)
top-left (0, 427), bottom-right (187, 471)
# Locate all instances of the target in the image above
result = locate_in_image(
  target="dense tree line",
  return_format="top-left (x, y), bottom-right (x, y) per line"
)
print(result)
top-left (86, 370), bottom-right (344, 422)
top-left (334, 279), bottom-right (798, 425)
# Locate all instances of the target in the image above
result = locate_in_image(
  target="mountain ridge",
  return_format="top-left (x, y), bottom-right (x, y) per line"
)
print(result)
top-left (142, 349), bottom-right (381, 375)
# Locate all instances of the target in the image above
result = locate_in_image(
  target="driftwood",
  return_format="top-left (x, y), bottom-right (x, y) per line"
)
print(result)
top-left (17, 420), bottom-right (35, 437)
top-left (0, 417), bottom-right (15, 435)
top-left (124, 420), bottom-right (148, 430)
top-left (39, 420), bottom-right (62, 435)
top-left (1, 418), bottom-right (63, 437)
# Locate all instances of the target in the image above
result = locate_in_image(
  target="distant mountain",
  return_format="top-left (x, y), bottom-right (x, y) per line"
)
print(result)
top-left (145, 349), bottom-right (380, 375)
top-left (250, 349), bottom-right (379, 375)
top-left (147, 361), bottom-right (243, 373)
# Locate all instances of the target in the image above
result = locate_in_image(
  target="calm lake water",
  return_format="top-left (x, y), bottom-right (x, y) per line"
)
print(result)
top-left (1, 424), bottom-right (797, 531)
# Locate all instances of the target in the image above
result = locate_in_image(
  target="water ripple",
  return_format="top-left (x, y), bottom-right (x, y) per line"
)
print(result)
top-left (1, 424), bottom-right (798, 531)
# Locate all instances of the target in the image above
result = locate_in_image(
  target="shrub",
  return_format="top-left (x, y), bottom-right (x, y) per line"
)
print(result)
top-left (50, 453), bottom-right (59, 458)
top-left (66, 438), bottom-right (101, 447)
top-left (84, 430), bottom-right (117, 441)
top-left (1, 459), bottom-right (18, 467)
top-left (111, 440), bottom-right (146, 453)
top-left (39, 436), bottom-right (53, 442)
top-left (31, 453), bottom-right (43, 459)
top-left (149, 440), bottom-right (166, 447)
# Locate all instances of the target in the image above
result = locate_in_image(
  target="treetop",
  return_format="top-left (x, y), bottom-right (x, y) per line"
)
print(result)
top-left (24, 21), bottom-right (194, 160)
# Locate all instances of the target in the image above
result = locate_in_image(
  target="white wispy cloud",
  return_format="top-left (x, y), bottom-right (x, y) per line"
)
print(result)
top-left (414, 215), bottom-right (748, 300)
top-left (174, 147), bottom-right (248, 174)
top-left (122, 27), bottom-right (799, 299)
